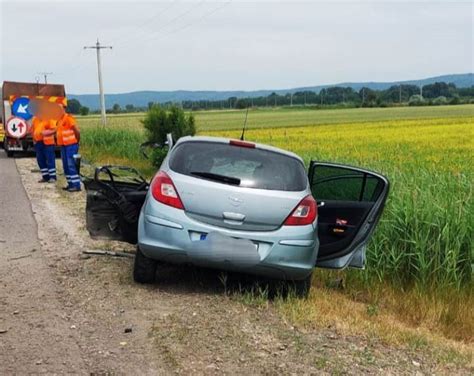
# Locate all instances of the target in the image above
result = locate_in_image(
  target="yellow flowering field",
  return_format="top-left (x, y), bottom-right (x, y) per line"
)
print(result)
top-left (207, 117), bottom-right (473, 290)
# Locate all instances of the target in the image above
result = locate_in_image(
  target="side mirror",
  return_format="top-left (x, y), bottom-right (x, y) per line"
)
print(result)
top-left (140, 133), bottom-right (175, 159)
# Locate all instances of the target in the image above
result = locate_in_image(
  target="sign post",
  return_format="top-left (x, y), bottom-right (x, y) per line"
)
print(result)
top-left (6, 117), bottom-right (28, 139)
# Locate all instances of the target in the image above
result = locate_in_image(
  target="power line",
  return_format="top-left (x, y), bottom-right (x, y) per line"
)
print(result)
top-left (116, 0), bottom-right (208, 48)
top-left (84, 39), bottom-right (113, 126)
top-left (109, 0), bottom-right (179, 46)
top-left (140, 0), bottom-right (231, 45)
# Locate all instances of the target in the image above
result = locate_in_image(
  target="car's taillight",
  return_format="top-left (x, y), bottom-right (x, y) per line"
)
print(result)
top-left (284, 195), bottom-right (317, 226)
top-left (150, 171), bottom-right (184, 209)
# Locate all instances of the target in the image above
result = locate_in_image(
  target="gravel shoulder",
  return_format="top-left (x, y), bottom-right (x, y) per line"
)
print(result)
top-left (0, 154), bottom-right (470, 375)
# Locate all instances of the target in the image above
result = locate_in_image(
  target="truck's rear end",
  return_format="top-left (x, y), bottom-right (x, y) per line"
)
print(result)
top-left (1, 81), bottom-right (66, 157)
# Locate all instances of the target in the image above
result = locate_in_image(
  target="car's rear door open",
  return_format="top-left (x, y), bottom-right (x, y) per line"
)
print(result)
top-left (308, 162), bottom-right (389, 269)
top-left (84, 166), bottom-right (149, 244)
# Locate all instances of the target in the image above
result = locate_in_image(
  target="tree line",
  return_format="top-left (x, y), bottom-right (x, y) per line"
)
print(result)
top-left (68, 81), bottom-right (474, 115)
top-left (179, 82), bottom-right (473, 110)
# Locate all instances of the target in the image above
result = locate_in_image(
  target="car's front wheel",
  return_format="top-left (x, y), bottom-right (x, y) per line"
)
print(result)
top-left (133, 247), bottom-right (157, 284)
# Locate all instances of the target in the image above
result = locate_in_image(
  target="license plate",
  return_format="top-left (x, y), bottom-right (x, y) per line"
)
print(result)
top-left (198, 233), bottom-right (257, 251)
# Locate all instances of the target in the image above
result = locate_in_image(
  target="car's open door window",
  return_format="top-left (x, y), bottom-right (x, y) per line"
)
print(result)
top-left (140, 133), bottom-right (175, 160)
top-left (83, 165), bottom-right (149, 244)
top-left (308, 162), bottom-right (389, 269)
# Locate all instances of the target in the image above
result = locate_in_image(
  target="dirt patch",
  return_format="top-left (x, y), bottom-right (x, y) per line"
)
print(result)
top-left (6, 156), bottom-right (471, 375)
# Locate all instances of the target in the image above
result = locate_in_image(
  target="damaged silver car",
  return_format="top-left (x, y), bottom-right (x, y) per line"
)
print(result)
top-left (84, 136), bottom-right (389, 296)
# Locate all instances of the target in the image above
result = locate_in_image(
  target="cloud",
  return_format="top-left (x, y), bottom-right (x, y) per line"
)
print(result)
top-left (1, 0), bottom-right (472, 93)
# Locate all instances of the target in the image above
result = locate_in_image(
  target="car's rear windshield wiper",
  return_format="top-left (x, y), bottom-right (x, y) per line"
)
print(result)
top-left (190, 171), bottom-right (241, 186)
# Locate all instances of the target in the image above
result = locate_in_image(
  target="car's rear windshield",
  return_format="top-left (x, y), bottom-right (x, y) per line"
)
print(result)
top-left (169, 141), bottom-right (307, 191)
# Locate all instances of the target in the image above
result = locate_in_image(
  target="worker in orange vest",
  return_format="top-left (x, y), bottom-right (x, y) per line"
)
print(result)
top-left (56, 108), bottom-right (81, 192)
top-left (31, 115), bottom-right (57, 183)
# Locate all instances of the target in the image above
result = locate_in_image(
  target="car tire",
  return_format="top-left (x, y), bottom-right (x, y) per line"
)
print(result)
top-left (6, 150), bottom-right (14, 158)
top-left (133, 246), bottom-right (157, 284)
top-left (289, 273), bottom-right (312, 298)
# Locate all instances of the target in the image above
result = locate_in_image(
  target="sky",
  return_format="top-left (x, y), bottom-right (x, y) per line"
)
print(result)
top-left (1, 0), bottom-right (473, 94)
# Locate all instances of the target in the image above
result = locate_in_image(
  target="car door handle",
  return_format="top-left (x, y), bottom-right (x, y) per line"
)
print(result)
top-left (222, 212), bottom-right (246, 221)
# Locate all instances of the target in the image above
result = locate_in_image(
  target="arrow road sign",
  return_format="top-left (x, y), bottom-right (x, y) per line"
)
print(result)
top-left (6, 117), bottom-right (28, 139)
top-left (12, 97), bottom-right (33, 120)
top-left (17, 103), bottom-right (28, 113)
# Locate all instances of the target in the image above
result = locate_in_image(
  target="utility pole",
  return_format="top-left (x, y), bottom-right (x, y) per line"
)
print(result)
top-left (399, 84), bottom-right (402, 103)
top-left (37, 72), bottom-right (53, 84)
top-left (420, 85), bottom-right (423, 98)
top-left (84, 39), bottom-right (112, 126)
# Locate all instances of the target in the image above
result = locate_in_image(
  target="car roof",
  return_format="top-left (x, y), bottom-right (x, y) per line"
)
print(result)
top-left (175, 135), bottom-right (305, 164)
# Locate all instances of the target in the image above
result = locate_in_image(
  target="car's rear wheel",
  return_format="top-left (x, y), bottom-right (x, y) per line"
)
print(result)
top-left (269, 273), bottom-right (312, 299)
top-left (133, 247), bottom-right (157, 284)
top-left (288, 273), bottom-right (312, 298)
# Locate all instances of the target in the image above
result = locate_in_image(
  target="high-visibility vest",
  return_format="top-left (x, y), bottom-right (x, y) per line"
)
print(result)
top-left (57, 114), bottom-right (78, 146)
top-left (43, 120), bottom-right (56, 146)
top-left (32, 117), bottom-right (44, 142)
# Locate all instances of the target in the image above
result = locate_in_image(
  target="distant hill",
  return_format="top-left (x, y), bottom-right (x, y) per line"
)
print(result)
top-left (70, 73), bottom-right (473, 110)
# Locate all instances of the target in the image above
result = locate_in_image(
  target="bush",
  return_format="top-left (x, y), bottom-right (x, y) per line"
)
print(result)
top-left (142, 105), bottom-right (196, 167)
top-left (408, 95), bottom-right (425, 106)
top-left (150, 148), bottom-right (169, 169)
top-left (432, 96), bottom-right (447, 106)
top-left (449, 96), bottom-right (461, 105)
top-left (79, 106), bottom-right (90, 115)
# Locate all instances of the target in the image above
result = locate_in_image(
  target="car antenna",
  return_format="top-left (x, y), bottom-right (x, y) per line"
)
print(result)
top-left (240, 106), bottom-right (250, 141)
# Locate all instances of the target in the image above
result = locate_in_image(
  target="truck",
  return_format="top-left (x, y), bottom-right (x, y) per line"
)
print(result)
top-left (1, 81), bottom-right (67, 157)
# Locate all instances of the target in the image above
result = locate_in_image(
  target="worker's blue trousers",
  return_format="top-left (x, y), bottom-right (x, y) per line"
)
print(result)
top-left (35, 141), bottom-right (56, 181)
top-left (61, 143), bottom-right (80, 189)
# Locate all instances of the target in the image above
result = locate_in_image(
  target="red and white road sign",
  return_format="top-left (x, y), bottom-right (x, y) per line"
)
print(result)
top-left (6, 116), bottom-right (28, 139)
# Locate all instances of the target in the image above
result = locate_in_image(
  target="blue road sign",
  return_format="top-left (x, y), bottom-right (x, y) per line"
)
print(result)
top-left (12, 97), bottom-right (32, 120)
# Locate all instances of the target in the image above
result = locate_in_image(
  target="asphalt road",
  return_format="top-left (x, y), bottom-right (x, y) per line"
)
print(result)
top-left (0, 151), bottom-right (85, 373)
top-left (0, 151), bottom-right (38, 252)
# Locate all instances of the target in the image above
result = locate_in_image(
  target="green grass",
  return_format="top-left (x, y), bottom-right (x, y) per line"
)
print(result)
top-left (78, 105), bottom-right (474, 342)
top-left (76, 105), bottom-right (474, 350)
top-left (78, 106), bottom-right (474, 290)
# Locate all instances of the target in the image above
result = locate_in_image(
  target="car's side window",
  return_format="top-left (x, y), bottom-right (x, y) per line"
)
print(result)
top-left (310, 165), bottom-right (382, 202)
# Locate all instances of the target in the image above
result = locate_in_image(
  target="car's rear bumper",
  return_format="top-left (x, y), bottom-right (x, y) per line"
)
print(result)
top-left (138, 198), bottom-right (318, 281)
